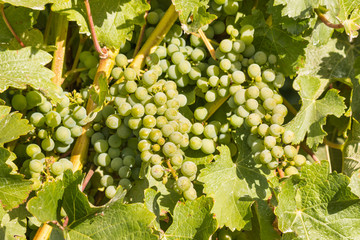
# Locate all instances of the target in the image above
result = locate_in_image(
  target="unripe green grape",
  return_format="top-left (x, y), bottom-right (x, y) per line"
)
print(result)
top-left (45, 111), bottom-right (61, 127)
top-left (177, 60), bottom-right (191, 75)
top-left (201, 138), bottom-right (216, 154)
top-left (37, 129), bottom-right (48, 139)
top-left (170, 154), bottom-right (183, 166)
top-left (51, 162), bottom-right (64, 176)
top-left (282, 130), bottom-right (294, 144)
top-left (38, 101), bottom-right (52, 113)
top-left (30, 112), bottom-right (45, 127)
top-left (124, 81), bottom-right (137, 94)
top-left (176, 94), bottom-right (187, 107)
top-left (260, 87), bottom-right (274, 100)
top-left (123, 155), bottom-right (136, 167)
top-left (100, 175), bottom-right (114, 187)
top-left (206, 65), bottom-right (220, 77)
top-left (163, 142), bottom-right (178, 157)
top-left (273, 93), bottom-right (283, 104)
top-left (119, 179), bottom-right (132, 190)
top-left (55, 142), bottom-right (71, 153)
top-left (111, 67), bottom-right (123, 79)
top-left (55, 126), bottom-right (72, 143)
top-left (154, 116), bottom-right (166, 129)
top-left (194, 107), bottom-right (208, 121)
top-left (285, 166), bottom-right (299, 176)
top-left (229, 114), bottom-right (244, 128)
top-left (155, 45), bottom-right (167, 59)
top-left (138, 140), bottom-right (151, 152)
top-left (118, 102), bottom-right (132, 116)
top-left (240, 25), bottom-right (254, 45)
top-left (94, 139), bottom-right (109, 153)
top-left (26, 91), bottom-right (44, 108)
top-left (62, 115), bottom-right (76, 129)
top-left (246, 86), bottom-right (260, 99)
top-left (271, 113), bottom-right (284, 125)
top-left (246, 113), bottom-right (262, 127)
top-left (177, 176), bottom-right (191, 192)
top-left (219, 75), bottom-right (230, 87)
top-left (183, 187), bottom-right (197, 201)
top-left (140, 151), bottom-right (152, 162)
top-left (105, 114), bottom-right (121, 129)
top-left (267, 161), bottom-right (279, 170)
top-left (273, 104), bottom-right (288, 117)
top-left (181, 161), bottom-right (197, 177)
top-left (232, 71), bottom-right (246, 84)
top-left (204, 124), bottom-right (218, 139)
top-left (268, 54), bottom-right (277, 64)
top-left (139, 127), bottom-right (151, 140)
top-left (219, 59), bottom-right (231, 71)
top-left (263, 98), bottom-right (277, 111)
top-left (124, 68), bottom-right (137, 81)
top-left (294, 154), bottom-right (306, 167)
top-left (219, 39), bottom-right (232, 53)
top-left (274, 73), bottom-right (285, 88)
top-left (233, 89), bottom-right (246, 105)
top-left (197, 77), bottom-right (209, 92)
top-left (254, 51), bottom-right (267, 65)
top-left (105, 185), bottom-right (117, 199)
top-left (149, 154), bottom-right (161, 165)
top-left (118, 165), bottom-right (131, 178)
top-left (188, 136), bottom-right (202, 150)
top-left (271, 146), bottom-right (284, 158)
top-left (166, 89), bottom-right (178, 99)
top-left (72, 106), bottom-right (87, 121)
top-left (284, 145), bottom-right (297, 159)
top-left (143, 70), bottom-right (158, 87)
top-left (166, 99), bottom-right (180, 109)
top-left (131, 103), bottom-right (145, 118)
top-left (165, 108), bottom-right (179, 121)
top-left (217, 87), bottom-right (229, 98)
top-left (191, 48), bottom-right (205, 62)
top-left (236, 105), bottom-right (249, 118)
top-left (244, 99), bottom-right (258, 111)
top-left (11, 94), bottom-right (27, 111)
top-left (262, 69), bottom-right (276, 82)
top-left (264, 135), bottom-right (277, 149)
top-left (151, 165), bottom-right (164, 179)
top-left (259, 149), bottom-right (272, 164)
top-left (41, 138), bottom-right (55, 152)
top-left (169, 131), bottom-right (183, 145)
top-left (97, 153), bottom-right (111, 167)
top-left (29, 159), bottom-right (43, 173)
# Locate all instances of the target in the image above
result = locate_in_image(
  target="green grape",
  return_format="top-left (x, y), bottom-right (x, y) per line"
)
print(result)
top-left (45, 111), bottom-right (61, 127)
top-left (105, 114), bottom-right (121, 129)
top-left (111, 157), bottom-right (123, 171)
top-left (91, 132), bottom-right (105, 145)
top-left (219, 39), bottom-right (232, 53)
top-left (83, 55), bottom-right (98, 68)
top-left (254, 51), bottom-right (267, 65)
top-left (240, 25), bottom-right (254, 45)
top-left (203, 124), bottom-right (217, 139)
top-left (245, 99), bottom-right (259, 111)
top-left (219, 75), bottom-right (230, 87)
top-left (215, 48), bottom-right (226, 60)
top-left (51, 162), bottom-right (64, 176)
top-left (229, 114), bottom-right (244, 128)
top-left (125, 81), bottom-right (137, 93)
top-left (141, 150), bottom-right (152, 162)
top-left (188, 67), bottom-right (202, 80)
top-left (155, 116), bottom-right (167, 129)
top-left (224, 0), bottom-right (239, 15)
top-left (12, 94), bottom-right (27, 111)
top-left (124, 68), bottom-right (137, 81)
top-left (233, 89), bottom-right (246, 105)
top-left (189, 136), bottom-right (202, 150)
top-left (145, 53), bottom-right (159, 66)
top-left (181, 161), bottom-right (197, 177)
top-left (273, 73), bottom-right (285, 88)
top-left (111, 67), bottom-right (123, 79)
top-left (58, 96), bottom-right (70, 108)
top-left (243, 44), bottom-right (256, 58)
top-left (150, 154), bottom-right (162, 165)
top-left (151, 165), bottom-right (164, 179)
top-left (191, 48), bottom-right (205, 62)
top-left (205, 90), bottom-right (217, 102)
top-left (105, 185), bottom-right (117, 199)
top-left (38, 129), bottom-right (48, 139)
top-left (162, 142), bottom-right (178, 157)
top-left (154, 92), bottom-right (167, 106)
top-left (271, 146), bottom-right (284, 158)
top-left (273, 93), bottom-right (283, 104)
top-left (55, 126), bottom-right (72, 143)
top-left (284, 145), bottom-right (297, 159)
top-left (72, 106), bottom-right (87, 121)
top-left (194, 107), bottom-right (208, 121)
top-left (183, 187), bottom-right (197, 201)
top-left (166, 89), bottom-right (178, 99)
top-left (201, 138), bottom-right (216, 154)
top-left (118, 102), bottom-right (132, 116)
top-left (177, 176), bottom-right (191, 192)
top-left (170, 154), bottom-right (183, 166)
top-left (62, 115), bottom-right (76, 128)
top-left (58, 158), bottom-right (73, 170)
top-left (139, 127), bottom-right (151, 139)
top-left (280, 130), bottom-right (294, 145)
top-left (219, 59), bottom-right (231, 71)
top-left (190, 122), bottom-right (203, 135)
top-left (236, 105), bottom-right (249, 118)
top-left (257, 123), bottom-right (269, 137)
top-left (166, 99), bottom-right (180, 109)
top-left (143, 70), bottom-right (158, 86)
top-left (171, 51), bottom-right (185, 65)
top-left (206, 65), bottom-right (220, 77)
top-left (217, 87), bottom-right (228, 97)
top-left (29, 159), bottom-right (43, 173)
top-left (94, 139), bottom-right (109, 153)
top-left (268, 54), bottom-right (277, 64)
top-left (232, 71), bottom-right (246, 84)
top-left (246, 113), bottom-right (261, 127)
top-left (155, 46), bottom-right (167, 59)
top-left (165, 108), bottom-right (179, 121)
top-left (131, 103), bottom-right (145, 118)
top-left (138, 139), bottom-right (151, 152)
top-left (259, 87), bottom-right (274, 100)
top-left (100, 175), bottom-right (114, 187)
top-left (218, 229), bottom-right (233, 240)
top-left (41, 138), bottom-right (55, 152)
top-left (176, 94), bottom-right (187, 107)
top-left (169, 131), bottom-right (183, 145)
top-left (267, 161), bottom-right (279, 170)
top-left (26, 91), bottom-right (44, 108)
top-left (273, 104), bottom-right (288, 117)
top-left (118, 166), bottom-right (131, 178)
top-left (271, 113), bottom-right (284, 125)
top-left (262, 69), bottom-right (276, 82)
top-left (97, 153), bottom-right (111, 167)
top-left (177, 60), bottom-right (192, 74)
top-left (294, 154), bottom-right (306, 167)
top-left (246, 86), bottom-right (260, 99)
top-left (38, 101), bottom-right (52, 113)
top-left (30, 112), bottom-right (45, 127)
top-left (55, 142), bottom-right (71, 153)
top-left (119, 179), bottom-right (132, 190)
top-left (134, 87), bottom-right (148, 101)
top-left (285, 166), bottom-right (299, 176)
top-left (263, 98), bottom-right (277, 111)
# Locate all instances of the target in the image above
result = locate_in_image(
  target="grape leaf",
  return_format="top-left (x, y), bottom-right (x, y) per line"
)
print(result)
top-left (198, 141), bottom-right (272, 231)
top-left (52, 0), bottom-right (150, 49)
top-left (27, 170), bottom-right (85, 223)
top-left (144, 188), bottom-right (161, 230)
top-left (89, 72), bottom-right (108, 113)
top-left (275, 161), bottom-right (360, 239)
top-left (353, 57), bottom-right (360, 122)
top-left (0, 106), bottom-right (34, 146)
top-left (241, 10), bottom-right (308, 76)
top-left (8, 29), bottom-right (47, 50)
top-left (0, 6), bottom-right (37, 44)
top-left (273, 0), bottom-right (318, 19)
top-left (66, 201), bottom-right (158, 240)
top-left (173, 0), bottom-right (217, 33)
top-left (285, 76), bottom-right (346, 148)
top-left (0, 47), bottom-right (61, 102)
top-left (0, 0), bottom-right (68, 10)
top-left (337, 0), bottom-right (360, 40)
top-left (0, 148), bottom-right (32, 211)
top-left (164, 196), bottom-right (217, 240)
top-left (343, 120), bottom-right (360, 176)
top-left (0, 204), bottom-right (30, 240)
top-left (349, 169), bottom-right (360, 198)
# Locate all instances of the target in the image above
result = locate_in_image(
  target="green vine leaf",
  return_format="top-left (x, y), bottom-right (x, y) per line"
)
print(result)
top-left (0, 0), bottom-right (68, 10)
top-left (165, 196), bottom-right (217, 240)
top-left (275, 161), bottom-right (360, 239)
top-left (0, 204), bottom-right (30, 240)
top-left (285, 76), bottom-right (346, 149)
top-left (0, 148), bottom-right (32, 211)
top-left (343, 120), bottom-right (360, 176)
top-left (241, 10), bottom-right (308, 76)
top-left (52, 0), bottom-right (150, 49)
top-left (198, 140), bottom-right (272, 231)
top-left (0, 47), bottom-right (61, 102)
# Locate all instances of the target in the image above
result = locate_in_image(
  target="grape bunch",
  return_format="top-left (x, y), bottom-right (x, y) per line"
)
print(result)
top-left (10, 90), bottom-right (87, 188)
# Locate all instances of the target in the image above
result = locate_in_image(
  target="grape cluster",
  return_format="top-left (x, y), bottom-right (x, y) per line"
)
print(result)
top-left (11, 90), bottom-right (87, 188)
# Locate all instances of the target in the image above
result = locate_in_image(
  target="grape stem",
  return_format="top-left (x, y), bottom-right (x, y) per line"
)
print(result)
top-left (191, 32), bottom-right (219, 46)
top-left (314, 8), bottom-right (343, 29)
top-left (84, 0), bottom-right (107, 58)
top-left (198, 28), bottom-right (217, 60)
top-left (133, 1), bottom-right (150, 57)
top-left (277, 168), bottom-right (285, 178)
top-left (0, 4), bottom-right (25, 47)
top-left (51, 13), bottom-right (69, 87)
top-left (81, 164), bottom-right (96, 191)
top-left (283, 96), bottom-right (344, 150)
top-left (300, 143), bottom-right (320, 162)
top-left (64, 68), bottom-right (88, 78)
top-left (43, 11), bottom-right (53, 45)
top-left (166, 159), bottom-right (178, 181)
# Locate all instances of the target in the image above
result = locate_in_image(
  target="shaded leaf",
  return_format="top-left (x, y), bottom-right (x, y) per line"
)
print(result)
top-left (165, 196), bottom-right (217, 240)
top-left (343, 120), bottom-right (360, 176)
top-left (275, 161), bottom-right (360, 239)
top-left (0, 204), bottom-right (30, 240)
top-left (1, 0), bottom-right (68, 10)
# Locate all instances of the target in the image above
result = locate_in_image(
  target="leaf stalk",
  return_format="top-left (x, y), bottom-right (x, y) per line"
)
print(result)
top-left (0, 4), bottom-right (25, 47)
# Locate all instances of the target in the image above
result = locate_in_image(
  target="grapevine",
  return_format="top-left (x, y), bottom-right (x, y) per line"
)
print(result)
top-left (0, 0), bottom-right (360, 240)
